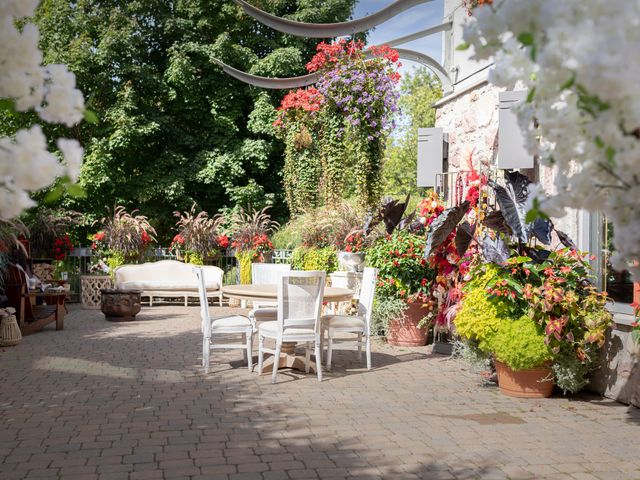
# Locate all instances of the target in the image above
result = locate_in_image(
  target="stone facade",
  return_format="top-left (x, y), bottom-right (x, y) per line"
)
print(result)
top-left (435, 81), bottom-right (639, 407)
top-left (435, 83), bottom-right (499, 170)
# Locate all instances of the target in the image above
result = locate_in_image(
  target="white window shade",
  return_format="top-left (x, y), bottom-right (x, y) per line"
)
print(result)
top-left (417, 127), bottom-right (446, 187)
top-left (498, 90), bottom-right (533, 169)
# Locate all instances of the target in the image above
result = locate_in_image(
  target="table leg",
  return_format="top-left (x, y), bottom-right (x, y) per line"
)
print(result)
top-left (258, 341), bottom-right (317, 374)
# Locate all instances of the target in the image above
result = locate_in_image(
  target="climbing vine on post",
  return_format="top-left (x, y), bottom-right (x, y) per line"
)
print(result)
top-left (274, 40), bottom-right (401, 212)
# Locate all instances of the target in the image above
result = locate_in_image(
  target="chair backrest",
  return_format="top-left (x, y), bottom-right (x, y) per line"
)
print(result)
top-left (358, 267), bottom-right (378, 328)
top-left (277, 271), bottom-right (325, 336)
top-left (192, 267), bottom-right (210, 335)
top-left (251, 263), bottom-right (291, 285)
top-left (6, 264), bottom-right (35, 322)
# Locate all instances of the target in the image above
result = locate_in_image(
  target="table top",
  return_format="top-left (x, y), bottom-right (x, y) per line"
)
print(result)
top-left (222, 284), bottom-right (354, 302)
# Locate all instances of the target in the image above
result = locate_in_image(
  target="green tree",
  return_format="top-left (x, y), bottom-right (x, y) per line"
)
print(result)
top-left (27, 0), bottom-right (356, 240)
top-left (383, 67), bottom-right (442, 197)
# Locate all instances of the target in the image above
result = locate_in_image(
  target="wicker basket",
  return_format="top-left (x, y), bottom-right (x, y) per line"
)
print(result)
top-left (0, 314), bottom-right (22, 347)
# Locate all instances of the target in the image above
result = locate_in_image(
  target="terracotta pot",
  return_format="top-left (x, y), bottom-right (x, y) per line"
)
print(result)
top-left (101, 289), bottom-right (142, 322)
top-left (386, 302), bottom-right (428, 347)
top-left (495, 360), bottom-right (554, 398)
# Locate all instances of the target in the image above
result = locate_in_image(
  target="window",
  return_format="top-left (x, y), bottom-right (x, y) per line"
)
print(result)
top-left (601, 218), bottom-right (634, 304)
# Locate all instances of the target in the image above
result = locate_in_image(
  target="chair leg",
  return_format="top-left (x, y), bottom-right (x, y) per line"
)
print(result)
top-left (315, 340), bottom-right (322, 382)
top-left (203, 336), bottom-right (210, 374)
top-left (327, 332), bottom-right (333, 371)
top-left (246, 331), bottom-right (253, 372)
top-left (358, 333), bottom-right (363, 361)
top-left (258, 335), bottom-right (264, 375)
top-left (305, 342), bottom-right (311, 373)
top-left (271, 342), bottom-right (281, 384)
top-left (366, 335), bottom-right (372, 370)
top-left (242, 333), bottom-right (248, 364)
top-left (319, 328), bottom-right (325, 364)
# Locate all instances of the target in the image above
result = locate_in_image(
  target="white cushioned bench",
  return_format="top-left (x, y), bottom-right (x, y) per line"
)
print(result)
top-left (114, 260), bottom-right (224, 307)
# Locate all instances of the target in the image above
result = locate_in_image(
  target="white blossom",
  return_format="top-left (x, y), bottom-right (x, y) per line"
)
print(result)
top-left (0, 1), bottom-right (85, 219)
top-left (464, 0), bottom-right (640, 280)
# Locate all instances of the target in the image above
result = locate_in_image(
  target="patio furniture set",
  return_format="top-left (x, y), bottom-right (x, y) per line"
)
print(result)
top-left (194, 262), bottom-right (378, 383)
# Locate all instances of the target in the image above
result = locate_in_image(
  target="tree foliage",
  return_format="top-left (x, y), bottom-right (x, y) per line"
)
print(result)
top-left (383, 68), bottom-right (442, 197)
top-left (26, 0), bottom-right (356, 240)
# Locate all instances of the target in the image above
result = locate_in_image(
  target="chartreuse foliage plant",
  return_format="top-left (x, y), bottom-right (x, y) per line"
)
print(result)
top-left (490, 316), bottom-right (552, 371)
top-left (453, 265), bottom-right (507, 352)
top-left (291, 246), bottom-right (337, 273)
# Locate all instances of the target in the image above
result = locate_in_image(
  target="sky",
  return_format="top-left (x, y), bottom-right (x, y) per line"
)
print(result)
top-left (353, 0), bottom-right (444, 76)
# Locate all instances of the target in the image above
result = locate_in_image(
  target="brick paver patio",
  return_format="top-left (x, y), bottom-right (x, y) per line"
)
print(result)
top-left (1, 305), bottom-right (639, 480)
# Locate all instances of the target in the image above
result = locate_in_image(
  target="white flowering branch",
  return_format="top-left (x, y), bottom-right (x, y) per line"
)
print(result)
top-left (0, 0), bottom-right (85, 219)
top-left (463, 0), bottom-right (640, 281)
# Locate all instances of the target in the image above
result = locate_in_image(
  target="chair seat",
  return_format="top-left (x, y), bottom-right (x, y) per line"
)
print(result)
top-left (322, 315), bottom-right (366, 330)
top-left (249, 307), bottom-right (277, 321)
top-left (210, 315), bottom-right (252, 330)
top-left (259, 321), bottom-right (316, 338)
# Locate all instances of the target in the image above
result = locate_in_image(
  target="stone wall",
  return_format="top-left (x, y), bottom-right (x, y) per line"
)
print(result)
top-left (434, 83), bottom-right (580, 241)
top-left (435, 83), bottom-right (499, 170)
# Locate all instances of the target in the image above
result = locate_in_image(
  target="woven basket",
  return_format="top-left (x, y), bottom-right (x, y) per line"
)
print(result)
top-left (0, 314), bottom-right (22, 347)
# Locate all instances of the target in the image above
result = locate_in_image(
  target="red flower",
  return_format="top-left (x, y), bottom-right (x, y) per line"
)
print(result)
top-left (94, 231), bottom-right (105, 242)
top-left (216, 235), bottom-right (230, 249)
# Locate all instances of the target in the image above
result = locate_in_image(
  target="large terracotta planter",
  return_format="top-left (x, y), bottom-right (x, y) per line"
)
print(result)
top-left (101, 289), bottom-right (142, 322)
top-left (495, 360), bottom-right (554, 398)
top-left (386, 302), bottom-right (428, 347)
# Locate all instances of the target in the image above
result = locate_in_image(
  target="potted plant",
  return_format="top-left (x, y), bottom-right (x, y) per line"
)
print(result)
top-left (87, 206), bottom-right (156, 309)
top-left (491, 316), bottom-right (554, 398)
top-left (456, 250), bottom-right (613, 397)
top-left (22, 208), bottom-right (82, 260)
top-left (366, 229), bottom-right (435, 346)
top-left (173, 204), bottom-right (226, 265)
top-left (230, 207), bottom-right (278, 284)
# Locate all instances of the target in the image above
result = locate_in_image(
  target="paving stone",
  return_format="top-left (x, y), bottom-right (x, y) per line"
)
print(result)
top-left (0, 305), bottom-right (638, 480)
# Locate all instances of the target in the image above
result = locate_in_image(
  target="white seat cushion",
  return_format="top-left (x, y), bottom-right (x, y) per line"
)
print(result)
top-left (322, 315), bottom-right (366, 330)
top-left (249, 307), bottom-right (277, 321)
top-left (258, 321), bottom-right (315, 337)
top-left (119, 280), bottom-right (220, 291)
top-left (211, 315), bottom-right (252, 329)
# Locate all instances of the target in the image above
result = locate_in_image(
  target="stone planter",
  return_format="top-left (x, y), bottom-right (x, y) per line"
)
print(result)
top-left (101, 289), bottom-right (142, 322)
top-left (338, 251), bottom-right (365, 272)
top-left (495, 361), bottom-right (554, 398)
top-left (81, 275), bottom-right (112, 308)
top-left (387, 302), bottom-right (429, 347)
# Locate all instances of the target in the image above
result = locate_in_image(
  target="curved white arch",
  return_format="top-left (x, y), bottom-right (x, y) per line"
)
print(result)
top-left (213, 48), bottom-right (451, 91)
top-left (233, 0), bottom-right (434, 38)
top-left (393, 48), bottom-right (452, 90)
top-left (212, 58), bottom-right (321, 89)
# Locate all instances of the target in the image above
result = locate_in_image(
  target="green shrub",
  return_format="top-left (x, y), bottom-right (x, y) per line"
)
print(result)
top-left (454, 265), bottom-right (508, 352)
top-left (370, 297), bottom-right (408, 336)
top-left (365, 230), bottom-right (433, 301)
top-left (490, 316), bottom-right (552, 371)
top-left (185, 252), bottom-right (204, 265)
top-left (291, 246), bottom-right (337, 272)
top-left (272, 222), bottom-right (302, 250)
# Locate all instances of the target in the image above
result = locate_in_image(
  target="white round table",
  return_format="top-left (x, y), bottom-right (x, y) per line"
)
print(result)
top-left (222, 284), bottom-right (354, 374)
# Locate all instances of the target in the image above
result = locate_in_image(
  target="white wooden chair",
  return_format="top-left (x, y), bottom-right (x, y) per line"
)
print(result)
top-left (193, 267), bottom-right (254, 373)
top-left (257, 271), bottom-right (326, 383)
top-left (249, 263), bottom-right (291, 323)
top-left (321, 267), bottom-right (378, 370)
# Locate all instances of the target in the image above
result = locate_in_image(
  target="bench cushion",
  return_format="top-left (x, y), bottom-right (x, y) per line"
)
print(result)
top-left (118, 280), bottom-right (220, 292)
